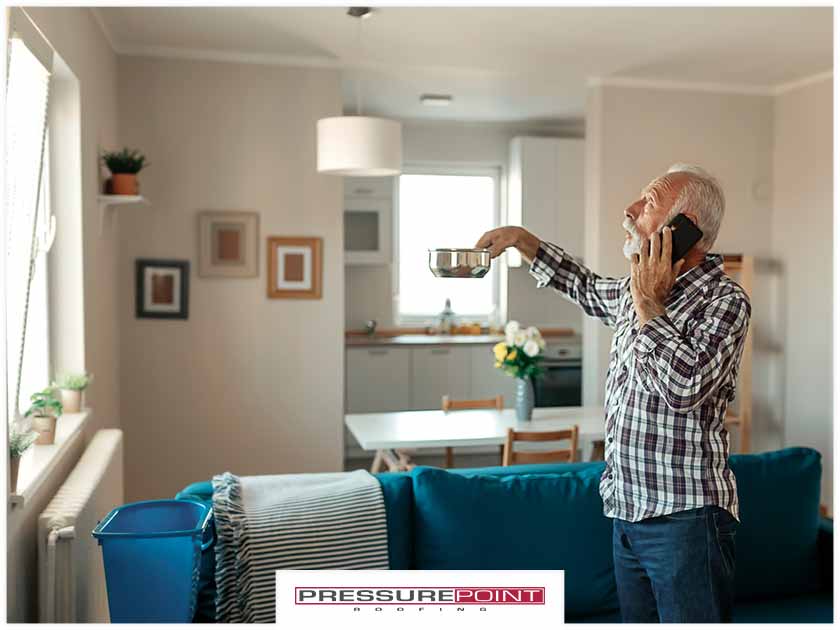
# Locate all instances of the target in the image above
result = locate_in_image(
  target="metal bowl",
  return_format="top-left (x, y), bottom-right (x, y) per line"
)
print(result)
top-left (428, 248), bottom-right (491, 278)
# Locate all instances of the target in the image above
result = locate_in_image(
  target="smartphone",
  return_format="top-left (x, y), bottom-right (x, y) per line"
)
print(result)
top-left (666, 214), bottom-right (703, 263)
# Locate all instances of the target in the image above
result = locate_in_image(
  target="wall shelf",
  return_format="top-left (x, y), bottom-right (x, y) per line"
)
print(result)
top-left (98, 195), bottom-right (149, 234)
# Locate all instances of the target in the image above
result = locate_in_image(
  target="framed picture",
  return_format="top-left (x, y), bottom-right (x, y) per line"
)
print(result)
top-left (267, 237), bottom-right (322, 299)
top-left (198, 210), bottom-right (259, 277)
top-left (135, 259), bottom-right (190, 319)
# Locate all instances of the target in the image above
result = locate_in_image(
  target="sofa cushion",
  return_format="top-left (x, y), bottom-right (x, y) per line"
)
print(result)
top-left (372, 472), bottom-right (413, 570)
top-left (731, 592), bottom-right (833, 623)
top-left (728, 447), bottom-right (822, 601)
top-left (410, 464), bottom-right (617, 618)
top-left (568, 592), bottom-right (833, 624)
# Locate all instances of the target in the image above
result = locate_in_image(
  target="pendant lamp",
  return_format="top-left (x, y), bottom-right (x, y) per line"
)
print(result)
top-left (317, 8), bottom-right (402, 177)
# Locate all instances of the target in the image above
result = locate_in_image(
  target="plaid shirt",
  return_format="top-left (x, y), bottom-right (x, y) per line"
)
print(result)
top-left (529, 241), bottom-right (750, 523)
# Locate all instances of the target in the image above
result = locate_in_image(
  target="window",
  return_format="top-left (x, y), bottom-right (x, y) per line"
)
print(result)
top-left (395, 167), bottom-right (501, 324)
top-left (5, 34), bottom-right (53, 421)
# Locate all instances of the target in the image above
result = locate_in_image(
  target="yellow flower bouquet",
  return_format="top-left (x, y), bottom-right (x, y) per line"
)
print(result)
top-left (493, 320), bottom-right (546, 379)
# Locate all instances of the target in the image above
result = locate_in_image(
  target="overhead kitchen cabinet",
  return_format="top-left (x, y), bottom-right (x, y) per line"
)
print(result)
top-left (508, 137), bottom-right (584, 263)
top-left (344, 176), bottom-right (394, 265)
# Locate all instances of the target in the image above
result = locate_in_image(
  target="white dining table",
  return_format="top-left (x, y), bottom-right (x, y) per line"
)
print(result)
top-left (345, 405), bottom-right (607, 472)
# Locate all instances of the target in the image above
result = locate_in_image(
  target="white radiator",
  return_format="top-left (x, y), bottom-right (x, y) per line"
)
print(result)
top-left (37, 429), bottom-right (124, 622)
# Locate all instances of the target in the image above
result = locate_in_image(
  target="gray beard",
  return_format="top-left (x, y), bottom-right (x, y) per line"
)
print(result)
top-left (623, 236), bottom-right (640, 261)
top-left (623, 218), bottom-right (643, 261)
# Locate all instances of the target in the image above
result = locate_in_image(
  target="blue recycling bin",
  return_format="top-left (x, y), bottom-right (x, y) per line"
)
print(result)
top-left (92, 499), bottom-right (213, 623)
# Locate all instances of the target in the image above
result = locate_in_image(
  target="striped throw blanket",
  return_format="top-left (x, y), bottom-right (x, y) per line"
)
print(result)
top-left (212, 469), bottom-right (389, 623)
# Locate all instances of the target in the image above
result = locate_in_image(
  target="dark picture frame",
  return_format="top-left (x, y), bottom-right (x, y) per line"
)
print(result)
top-left (135, 259), bottom-right (190, 319)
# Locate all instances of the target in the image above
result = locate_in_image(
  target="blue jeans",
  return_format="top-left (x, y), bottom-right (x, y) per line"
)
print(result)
top-left (612, 505), bottom-right (738, 623)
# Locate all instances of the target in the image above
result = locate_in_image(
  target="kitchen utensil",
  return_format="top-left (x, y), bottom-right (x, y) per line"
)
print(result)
top-left (428, 248), bottom-right (491, 278)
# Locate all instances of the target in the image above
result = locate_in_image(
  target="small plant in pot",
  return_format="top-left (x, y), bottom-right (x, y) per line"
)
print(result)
top-left (101, 147), bottom-right (148, 196)
top-left (24, 389), bottom-right (63, 446)
top-left (9, 424), bottom-right (37, 493)
top-left (52, 372), bottom-right (92, 414)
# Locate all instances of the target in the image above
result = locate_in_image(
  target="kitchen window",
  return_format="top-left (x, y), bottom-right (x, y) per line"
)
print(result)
top-left (395, 166), bottom-right (502, 325)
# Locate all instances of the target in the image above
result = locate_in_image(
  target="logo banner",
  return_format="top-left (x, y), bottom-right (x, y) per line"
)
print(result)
top-left (278, 570), bottom-right (564, 626)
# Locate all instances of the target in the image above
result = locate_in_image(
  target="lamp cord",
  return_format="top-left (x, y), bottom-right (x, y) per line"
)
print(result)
top-left (355, 15), bottom-right (363, 116)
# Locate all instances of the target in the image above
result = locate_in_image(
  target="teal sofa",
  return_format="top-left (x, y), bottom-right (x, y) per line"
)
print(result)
top-left (177, 446), bottom-right (833, 623)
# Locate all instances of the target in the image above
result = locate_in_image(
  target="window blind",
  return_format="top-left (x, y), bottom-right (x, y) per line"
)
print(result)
top-left (5, 36), bottom-right (52, 421)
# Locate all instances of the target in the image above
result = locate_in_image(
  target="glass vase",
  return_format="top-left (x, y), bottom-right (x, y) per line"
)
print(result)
top-left (515, 377), bottom-right (535, 423)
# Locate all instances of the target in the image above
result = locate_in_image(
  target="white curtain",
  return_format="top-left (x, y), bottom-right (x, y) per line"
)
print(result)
top-left (4, 36), bottom-right (51, 421)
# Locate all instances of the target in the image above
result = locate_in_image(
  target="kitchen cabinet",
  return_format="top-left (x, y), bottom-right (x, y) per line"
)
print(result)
top-left (508, 137), bottom-right (584, 261)
top-left (468, 346), bottom-right (519, 404)
top-left (410, 346), bottom-right (471, 410)
top-left (344, 176), bottom-right (394, 265)
top-left (345, 347), bottom-right (410, 412)
top-left (344, 176), bottom-right (395, 200)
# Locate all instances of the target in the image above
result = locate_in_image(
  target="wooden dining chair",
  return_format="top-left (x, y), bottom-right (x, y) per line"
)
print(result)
top-left (502, 425), bottom-right (579, 466)
top-left (441, 395), bottom-right (504, 468)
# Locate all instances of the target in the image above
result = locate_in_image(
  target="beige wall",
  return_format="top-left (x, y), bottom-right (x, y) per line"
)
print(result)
top-left (7, 7), bottom-right (120, 622)
top-left (345, 119), bottom-right (585, 332)
top-left (117, 56), bottom-right (344, 501)
top-left (582, 84), bottom-right (781, 455)
top-left (772, 77), bottom-right (833, 511)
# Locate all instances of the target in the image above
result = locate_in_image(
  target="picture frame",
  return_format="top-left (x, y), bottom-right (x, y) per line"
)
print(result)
top-left (135, 259), bottom-right (190, 319)
top-left (197, 210), bottom-right (259, 278)
top-left (267, 237), bottom-right (322, 299)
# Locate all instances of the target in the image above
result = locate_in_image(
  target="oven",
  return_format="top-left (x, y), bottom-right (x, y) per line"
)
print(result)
top-left (533, 341), bottom-right (582, 407)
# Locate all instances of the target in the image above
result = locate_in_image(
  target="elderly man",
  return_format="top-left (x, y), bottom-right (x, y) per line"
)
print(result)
top-left (476, 164), bottom-right (750, 623)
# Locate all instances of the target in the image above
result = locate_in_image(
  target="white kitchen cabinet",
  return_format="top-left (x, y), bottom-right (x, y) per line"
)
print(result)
top-left (344, 176), bottom-right (394, 266)
top-left (468, 346), bottom-right (519, 406)
top-left (410, 346), bottom-right (471, 410)
top-left (345, 347), bottom-right (411, 413)
top-left (343, 176), bottom-right (395, 199)
top-left (344, 197), bottom-right (391, 265)
top-left (508, 137), bottom-right (585, 261)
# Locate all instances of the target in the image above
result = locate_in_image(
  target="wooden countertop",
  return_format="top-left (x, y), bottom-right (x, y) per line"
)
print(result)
top-left (345, 328), bottom-right (578, 347)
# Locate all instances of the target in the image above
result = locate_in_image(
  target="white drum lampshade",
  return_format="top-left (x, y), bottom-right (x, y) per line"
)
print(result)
top-left (317, 116), bottom-right (402, 176)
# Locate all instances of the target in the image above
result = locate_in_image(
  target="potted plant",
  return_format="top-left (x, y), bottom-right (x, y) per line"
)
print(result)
top-left (24, 388), bottom-right (63, 445)
top-left (9, 424), bottom-right (37, 493)
top-left (101, 147), bottom-right (148, 195)
top-left (52, 372), bottom-right (92, 414)
top-left (493, 321), bottom-right (546, 422)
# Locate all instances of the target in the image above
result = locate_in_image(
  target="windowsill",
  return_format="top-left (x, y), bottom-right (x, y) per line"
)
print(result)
top-left (9, 409), bottom-right (90, 509)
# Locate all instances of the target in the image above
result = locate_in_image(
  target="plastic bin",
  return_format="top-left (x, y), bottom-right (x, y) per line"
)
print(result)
top-left (92, 499), bottom-right (213, 623)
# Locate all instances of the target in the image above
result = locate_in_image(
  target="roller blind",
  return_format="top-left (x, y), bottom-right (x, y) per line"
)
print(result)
top-left (5, 34), bottom-right (52, 421)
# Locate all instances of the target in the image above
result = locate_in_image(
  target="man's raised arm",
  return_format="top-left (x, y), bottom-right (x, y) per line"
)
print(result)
top-left (476, 226), bottom-right (627, 330)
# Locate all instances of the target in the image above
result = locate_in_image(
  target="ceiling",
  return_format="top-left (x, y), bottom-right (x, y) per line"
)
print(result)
top-left (96, 6), bottom-right (833, 123)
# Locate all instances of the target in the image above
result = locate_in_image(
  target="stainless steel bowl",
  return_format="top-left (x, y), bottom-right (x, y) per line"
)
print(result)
top-left (428, 248), bottom-right (491, 278)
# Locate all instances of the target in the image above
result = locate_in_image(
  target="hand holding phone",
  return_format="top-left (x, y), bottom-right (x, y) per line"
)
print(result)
top-left (666, 214), bottom-right (703, 263)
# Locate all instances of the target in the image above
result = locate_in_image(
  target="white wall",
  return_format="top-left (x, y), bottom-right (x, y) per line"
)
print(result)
top-left (344, 118), bottom-right (585, 331)
top-left (7, 7), bottom-right (120, 622)
top-left (772, 77), bottom-right (833, 511)
top-left (117, 56), bottom-right (344, 501)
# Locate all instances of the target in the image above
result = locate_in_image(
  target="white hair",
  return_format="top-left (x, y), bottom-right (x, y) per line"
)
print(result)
top-left (662, 163), bottom-right (725, 251)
